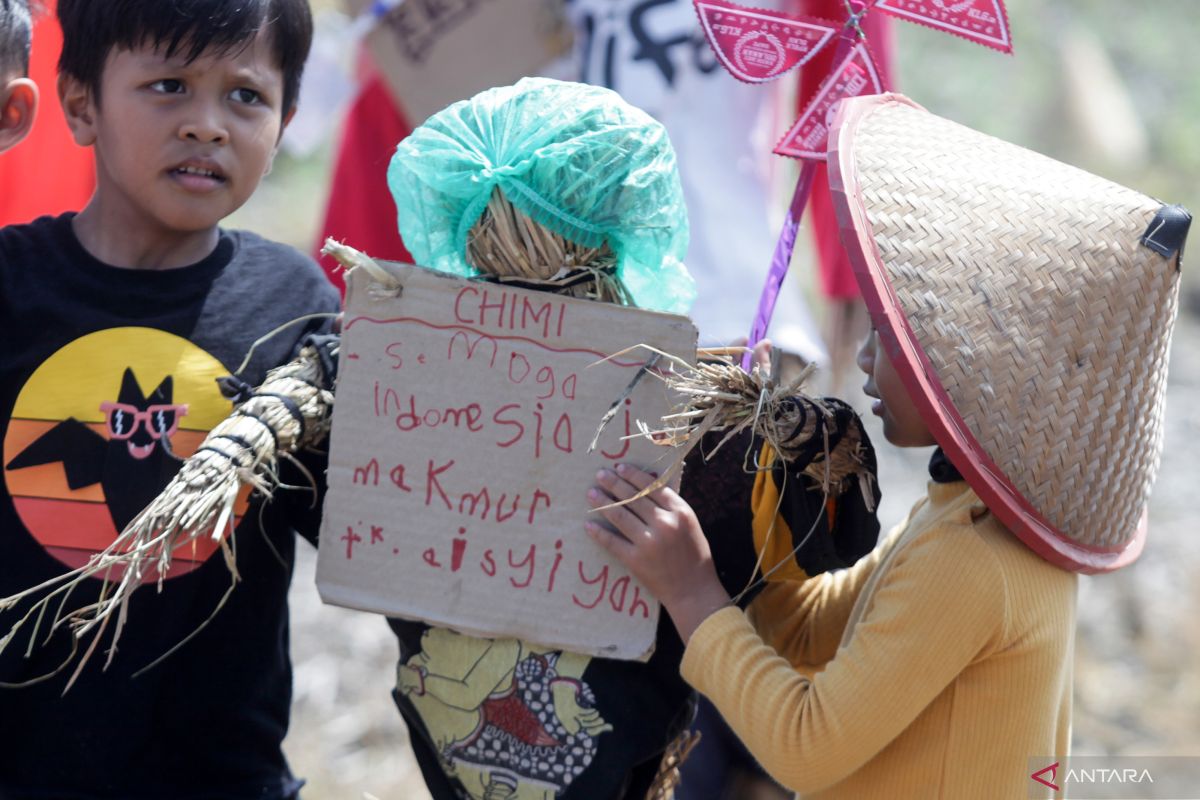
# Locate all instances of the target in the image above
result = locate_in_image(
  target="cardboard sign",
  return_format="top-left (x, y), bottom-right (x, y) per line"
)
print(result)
top-left (875, 0), bottom-right (1012, 54)
top-left (345, 0), bottom-right (573, 125)
top-left (694, 0), bottom-right (838, 84)
top-left (774, 42), bottom-right (884, 160)
top-left (316, 262), bottom-right (698, 660)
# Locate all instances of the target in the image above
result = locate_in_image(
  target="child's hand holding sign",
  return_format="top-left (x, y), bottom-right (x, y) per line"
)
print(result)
top-left (586, 340), bottom-right (775, 642)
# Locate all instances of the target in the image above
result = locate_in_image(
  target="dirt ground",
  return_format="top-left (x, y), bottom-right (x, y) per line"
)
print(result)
top-left (282, 310), bottom-right (1200, 798)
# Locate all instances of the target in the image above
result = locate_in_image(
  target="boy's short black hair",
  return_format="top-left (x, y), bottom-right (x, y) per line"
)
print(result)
top-left (57, 0), bottom-right (312, 117)
top-left (0, 0), bottom-right (32, 76)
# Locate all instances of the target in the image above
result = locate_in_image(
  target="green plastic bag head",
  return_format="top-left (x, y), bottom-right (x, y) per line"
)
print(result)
top-left (388, 77), bottom-right (695, 315)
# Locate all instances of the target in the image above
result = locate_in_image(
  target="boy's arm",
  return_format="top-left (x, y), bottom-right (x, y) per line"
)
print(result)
top-left (273, 445), bottom-right (330, 548)
top-left (266, 312), bottom-right (341, 548)
top-left (680, 522), bottom-right (1006, 793)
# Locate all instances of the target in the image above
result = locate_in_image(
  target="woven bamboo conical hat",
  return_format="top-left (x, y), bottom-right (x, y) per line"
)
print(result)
top-left (828, 93), bottom-right (1190, 573)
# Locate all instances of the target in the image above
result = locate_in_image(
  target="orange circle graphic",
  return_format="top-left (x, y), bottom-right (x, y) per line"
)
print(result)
top-left (3, 328), bottom-right (247, 580)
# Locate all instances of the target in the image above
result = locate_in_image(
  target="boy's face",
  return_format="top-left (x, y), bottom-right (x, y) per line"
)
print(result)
top-left (858, 329), bottom-right (936, 448)
top-left (60, 29), bottom-right (289, 238)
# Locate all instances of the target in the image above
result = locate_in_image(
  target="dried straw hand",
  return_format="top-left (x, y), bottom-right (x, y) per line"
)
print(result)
top-left (645, 729), bottom-right (702, 800)
top-left (0, 341), bottom-right (337, 687)
top-left (594, 346), bottom-right (874, 509)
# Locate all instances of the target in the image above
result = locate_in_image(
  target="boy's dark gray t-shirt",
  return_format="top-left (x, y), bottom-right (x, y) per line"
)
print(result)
top-left (0, 213), bottom-right (340, 799)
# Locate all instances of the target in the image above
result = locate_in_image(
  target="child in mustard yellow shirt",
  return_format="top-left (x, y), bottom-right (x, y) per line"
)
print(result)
top-left (587, 93), bottom-right (1190, 798)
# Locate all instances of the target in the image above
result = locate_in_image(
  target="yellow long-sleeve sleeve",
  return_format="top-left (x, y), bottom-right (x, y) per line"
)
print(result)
top-left (681, 481), bottom-right (1077, 798)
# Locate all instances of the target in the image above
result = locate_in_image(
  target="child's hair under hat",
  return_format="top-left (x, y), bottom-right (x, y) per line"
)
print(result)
top-left (56, 0), bottom-right (311, 116)
top-left (0, 0), bottom-right (32, 76)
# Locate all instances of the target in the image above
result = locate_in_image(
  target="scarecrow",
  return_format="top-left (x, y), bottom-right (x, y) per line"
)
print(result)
top-left (373, 77), bottom-right (880, 799)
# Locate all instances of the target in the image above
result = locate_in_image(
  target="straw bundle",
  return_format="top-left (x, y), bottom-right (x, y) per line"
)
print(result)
top-left (595, 347), bottom-right (875, 511)
top-left (645, 730), bottom-right (702, 800)
top-left (467, 188), bottom-right (632, 304)
top-left (0, 338), bottom-right (337, 684)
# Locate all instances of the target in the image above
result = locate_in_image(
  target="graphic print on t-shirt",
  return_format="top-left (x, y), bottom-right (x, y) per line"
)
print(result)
top-left (399, 627), bottom-right (611, 799)
top-left (3, 327), bottom-right (245, 579)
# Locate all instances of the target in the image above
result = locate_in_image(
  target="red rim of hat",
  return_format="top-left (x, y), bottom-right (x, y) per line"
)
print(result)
top-left (826, 93), bottom-right (1146, 574)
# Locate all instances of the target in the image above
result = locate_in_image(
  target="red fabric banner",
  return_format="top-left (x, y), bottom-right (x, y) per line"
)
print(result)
top-left (795, 0), bottom-right (896, 301)
top-left (313, 63), bottom-right (414, 295)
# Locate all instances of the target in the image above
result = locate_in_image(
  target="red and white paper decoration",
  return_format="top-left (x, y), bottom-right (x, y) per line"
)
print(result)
top-left (774, 42), bottom-right (884, 159)
top-left (695, 0), bottom-right (1012, 160)
top-left (694, 1), bottom-right (839, 83)
top-left (693, 0), bottom-right (1012, 364)
top-left (875, 0), bottom-right (1012, 54)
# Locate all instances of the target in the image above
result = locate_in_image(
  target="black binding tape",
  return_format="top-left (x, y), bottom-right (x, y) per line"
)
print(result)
top-left (254, 392), bottom-right (307, 442)
top-left (1141, 204), bottom-right (1191, 268)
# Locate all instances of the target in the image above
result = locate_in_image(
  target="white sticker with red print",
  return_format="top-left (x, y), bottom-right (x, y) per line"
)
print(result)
top-left (693, 0), bottom-right (839, 84)
top-left (774, 42), bottom-right (883, 160)
top-left (875, 0), bottom-right (1012, 54)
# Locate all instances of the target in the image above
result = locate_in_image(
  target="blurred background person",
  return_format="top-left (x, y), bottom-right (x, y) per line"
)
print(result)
top-left (0, 1), bottom-right (93, 225)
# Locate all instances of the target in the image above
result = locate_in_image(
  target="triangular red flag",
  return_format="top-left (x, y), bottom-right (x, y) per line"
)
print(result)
top-left (875, 0), bottom-right (1013, 54)
top-left (694, 0), bottom-right (840, 84)
top-left (774, 42), bottom-right (884, 160)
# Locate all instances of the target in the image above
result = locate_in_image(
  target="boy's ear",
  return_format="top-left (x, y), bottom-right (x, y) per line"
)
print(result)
top-left (0, 78), bottom-right (39, 154)
top-left (58, 72), bottom-right (98, 147)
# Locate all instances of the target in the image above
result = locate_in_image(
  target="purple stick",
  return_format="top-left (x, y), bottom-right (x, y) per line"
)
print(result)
top-left (741, 160), bottom-right (818, 371)
top-left (739, 3), bottom-right (876, 371)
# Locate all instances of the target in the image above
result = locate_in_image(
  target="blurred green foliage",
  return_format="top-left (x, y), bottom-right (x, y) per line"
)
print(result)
top-left (895, 0), bottom-right (1199, 214)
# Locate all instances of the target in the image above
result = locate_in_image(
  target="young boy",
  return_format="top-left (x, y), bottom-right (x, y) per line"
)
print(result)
top-left (0, 1), bottom-right (339, 797)
top-left (589, 93), bottom-right (1190, 798)
top-left (0, 0), bottom-right (35, 153)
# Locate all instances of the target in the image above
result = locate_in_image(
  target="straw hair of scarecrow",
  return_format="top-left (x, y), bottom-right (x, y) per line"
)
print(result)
top-left (468, 187), bottom-right (631, 305)
top-left (0, 190), bottom-right (871, 684)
